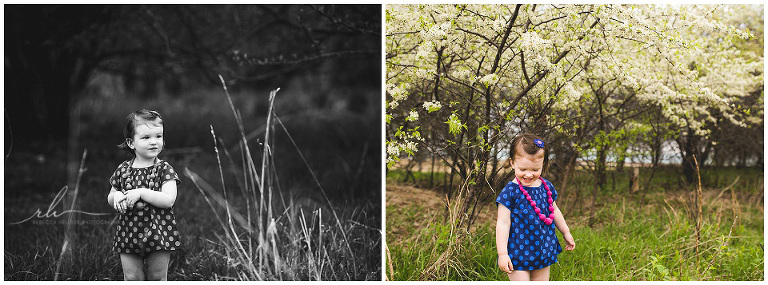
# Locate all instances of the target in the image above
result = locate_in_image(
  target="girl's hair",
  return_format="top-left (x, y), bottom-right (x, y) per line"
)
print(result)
top-left (117, 109), bottom-right (164, 155)
top-left (510, 133), bottom-right (549, 174)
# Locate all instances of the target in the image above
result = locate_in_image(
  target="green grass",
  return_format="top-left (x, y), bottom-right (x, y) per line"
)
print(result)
top-left (386, 168), bottom-right (764, 281)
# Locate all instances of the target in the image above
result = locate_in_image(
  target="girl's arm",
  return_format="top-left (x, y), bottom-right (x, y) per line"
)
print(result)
top-left (128, 181), bottom-right (177, 209)
top-left (107, 187), bottom-right (128, 213)
top-left (107, 187), bottom-right (120, 205)
top-left (552, 201), bottom-right (575, 250)
top-left (496, 205), bottom-right (514, 273)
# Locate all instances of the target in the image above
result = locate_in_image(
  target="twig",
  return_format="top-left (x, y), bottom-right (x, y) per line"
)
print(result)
top-left (4, 109), bottom-right (13, 163)
top-left (185, 168), bottom-right (260, 279)
top-left (210, 126), bottom-right (246, 269)
top-left (730, 180), bottom-right (742, 219)
top-left (54, 149), bottom-right (87, 281)
top-left (273, 115), bottom-right (354, 258)
top-left (257, 88), bottom-right (278, 272)
top-left (703, 215), bottom-right (738, 275)
top-left (713, 176), bottom-right (740, 207)
top-left (385, 242), bottom-right (394, 281)
top-left (693, 155), bottom-right (703, 271)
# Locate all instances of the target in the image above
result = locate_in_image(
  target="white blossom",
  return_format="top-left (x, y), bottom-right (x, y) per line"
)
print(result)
top-left (406, 110), bottom-right (419, 121)
top-left (386, 144), bottom-right (401, 157)
top-left (386, 4), bottom-right (762, 162)
top-left (416, 41), bottom-right (434, 58)
top-left (423, 101), bottom-right (442, 113)
top-left (519, 31), bottom-right (551, 55)
top-left (415, 68), bottom-right (432, 79)
top-left (553, 82), bottom-right (582, 110)
top-left (451, 69), bottom-right (472, 80)
top-left (478, 74), bottom-right (499, 87)
top-left (386, 82), bottom-right (411, 110)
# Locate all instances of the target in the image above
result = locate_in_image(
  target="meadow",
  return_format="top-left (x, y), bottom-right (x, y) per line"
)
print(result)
top-left (385, 165), bottom-right (764, 281)
top-left (4, 84), bottom-right (381, 280)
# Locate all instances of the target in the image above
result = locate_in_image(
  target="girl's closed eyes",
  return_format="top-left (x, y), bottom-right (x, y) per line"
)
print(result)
top-left (495, 133), bottom-right (576, 281)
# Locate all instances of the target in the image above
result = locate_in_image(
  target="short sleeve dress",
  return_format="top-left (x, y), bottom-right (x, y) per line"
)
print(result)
top-left (109, 159), bottom-right (182, 256)
top-left (495, 178), bottom-right (562, 271)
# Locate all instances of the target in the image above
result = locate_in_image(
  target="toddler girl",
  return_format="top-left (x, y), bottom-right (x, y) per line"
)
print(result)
top-left (106, 109), bottom-right (181, 281)
top-left (495, 133), bottom-right (575, 281)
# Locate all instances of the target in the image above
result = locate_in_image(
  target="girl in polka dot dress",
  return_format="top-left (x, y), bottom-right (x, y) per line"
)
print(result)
top-left (106, 109), bottom-right (181, 281)
top-left (495, 133), bottom-right (576, 281)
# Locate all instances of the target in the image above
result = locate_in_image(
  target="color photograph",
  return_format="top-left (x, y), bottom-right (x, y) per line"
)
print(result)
top-left (385, 4), bottom-right (763, 281)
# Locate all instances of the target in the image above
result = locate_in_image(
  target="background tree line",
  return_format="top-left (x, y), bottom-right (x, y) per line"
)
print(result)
top-left (6, 4), bottom-right (380, 142)
top-left (385, 4), bottom-right (763, 229)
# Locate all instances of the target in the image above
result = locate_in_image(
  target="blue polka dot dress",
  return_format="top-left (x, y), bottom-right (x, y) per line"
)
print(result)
top-left (496, 178), bottom-right (562, 271)
top-left (109, 159), bottom-right (182, 256)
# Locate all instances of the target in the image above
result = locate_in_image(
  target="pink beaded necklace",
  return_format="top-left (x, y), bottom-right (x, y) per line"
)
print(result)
top-left (516, 177), bottom-right (555, 225)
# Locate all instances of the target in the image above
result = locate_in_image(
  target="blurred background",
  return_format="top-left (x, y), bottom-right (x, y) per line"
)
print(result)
top-left (5, 4), bottom-right (381, 280)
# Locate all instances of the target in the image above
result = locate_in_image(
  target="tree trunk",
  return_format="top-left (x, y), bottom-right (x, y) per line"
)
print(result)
top-left (429, 151), bottom-right (436, 188)
top-left (630, 167), bottom-right (640, 193)
top-left (559, 151), bottom-right (578, 194)
top-left (562, 154), bottom-right (579, 213)
top-left (681, 128), bottom-right (698, 184)
top-left (5, 5), bottom-right (111, 141)
top-left (616, 152), bottom-right (626, 173)
top-left (596, 145), bottom-right (608, 190)
top-left (640, 165), bottom-right (658, 206)
top-left (652, 132), bottom-right (663, 167)
top-left (589, 171), bottom-right (602, 227)
top-left (442, 163), bottom-right (449, 193)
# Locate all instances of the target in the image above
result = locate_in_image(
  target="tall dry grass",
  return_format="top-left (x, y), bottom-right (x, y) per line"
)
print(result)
top-left (183, 76), bottom-right (374, 280)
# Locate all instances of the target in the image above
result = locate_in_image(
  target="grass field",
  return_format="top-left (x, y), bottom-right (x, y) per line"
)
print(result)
top-left (385, 166), bottom-right (764, 281)
top-left (4, 85), bottom-right (381, 280)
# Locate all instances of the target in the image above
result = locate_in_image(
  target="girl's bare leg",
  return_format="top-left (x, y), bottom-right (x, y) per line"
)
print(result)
top-left (119, 253), bottom-right (145, 281)
top-left (508, 270), bottom-right (531, 281)
top-left (145, 251), bottom-right (171, 281)
top-left (530, 266), bottom-right (550, 281)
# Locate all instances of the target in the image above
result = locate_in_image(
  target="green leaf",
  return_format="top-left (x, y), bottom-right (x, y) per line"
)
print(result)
top-left (445, 113), bottom-right (467, 136)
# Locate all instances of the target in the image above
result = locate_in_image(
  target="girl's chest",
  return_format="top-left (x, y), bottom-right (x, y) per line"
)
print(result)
top-left (510, 187), bottom-right (551, 215)
top-left (123, 167), bottom-right (162, 191)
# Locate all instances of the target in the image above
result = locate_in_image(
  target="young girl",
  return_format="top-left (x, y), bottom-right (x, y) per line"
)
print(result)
top-left (495, 133), bottom-right (575, 281)
top-left (106, 109), bottom-right (181, 281)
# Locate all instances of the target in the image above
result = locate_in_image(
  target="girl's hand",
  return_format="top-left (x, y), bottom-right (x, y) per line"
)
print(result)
top-left (120, 199), bottom-right (130, 212)
top-left (113, 192), bottom-right (127, 213)
top-left (497, 254), bottom-right (514, 274)
top-left (124, 189), bottom-right (143, 209)
top-left (564, 232), bottom-right (576, 251)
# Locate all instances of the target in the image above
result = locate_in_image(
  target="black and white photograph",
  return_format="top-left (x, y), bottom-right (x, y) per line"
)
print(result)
top-left (5, 4), bottom-right (382, 280)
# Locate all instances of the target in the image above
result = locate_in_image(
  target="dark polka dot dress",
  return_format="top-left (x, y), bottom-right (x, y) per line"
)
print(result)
top-left (495, 178), bottom-right (562, 271)
top-left (109, 159), bottom-right (182, 256)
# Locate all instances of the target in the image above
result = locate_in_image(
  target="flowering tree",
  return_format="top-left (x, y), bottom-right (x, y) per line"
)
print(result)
top-left (386, 4), bottom-right (762, 228)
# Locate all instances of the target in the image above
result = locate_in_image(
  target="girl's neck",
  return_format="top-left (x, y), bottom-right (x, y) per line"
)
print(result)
top-left (132, 156), bottom-right (156, 168)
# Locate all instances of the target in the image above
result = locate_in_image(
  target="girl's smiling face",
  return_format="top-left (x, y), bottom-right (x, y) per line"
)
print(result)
top-left (512, 148), bottom-right (545, 187)
top-left (128, 121), bottom-right (164, 161)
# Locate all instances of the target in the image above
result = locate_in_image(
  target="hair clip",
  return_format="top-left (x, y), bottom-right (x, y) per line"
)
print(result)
top-left (534, 139), bottom-right (544, 148)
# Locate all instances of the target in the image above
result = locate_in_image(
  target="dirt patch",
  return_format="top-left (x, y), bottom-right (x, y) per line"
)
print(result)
top-left (386, 182), bottom-right (498, 232)
top-left (386, 183), bottom-right (444, 210)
